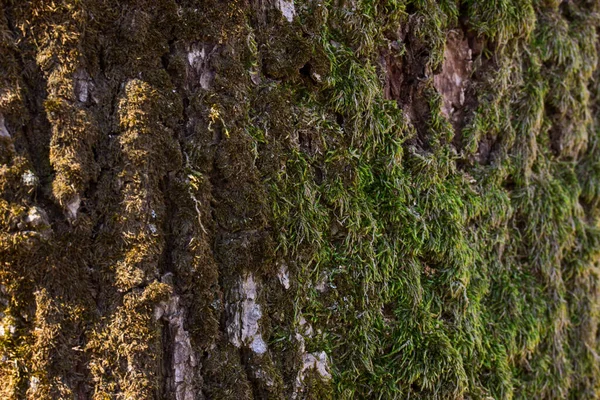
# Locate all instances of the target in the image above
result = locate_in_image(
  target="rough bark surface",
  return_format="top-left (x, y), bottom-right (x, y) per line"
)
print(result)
top-left (2, 0), bottom-right (600, 399)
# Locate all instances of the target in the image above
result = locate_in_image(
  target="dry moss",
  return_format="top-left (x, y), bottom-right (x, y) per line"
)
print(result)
top-left (87, 282), bottom-right (171, 399)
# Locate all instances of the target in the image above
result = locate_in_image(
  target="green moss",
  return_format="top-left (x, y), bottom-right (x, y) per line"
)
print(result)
top-left (201, 343), bottom-right (254, 399)
top-left (263, 0), bottom-right (600, 398)
top-left (2, 0), bottom-right (600, 398)
top-left (301, 369), bottom-right (333, 400)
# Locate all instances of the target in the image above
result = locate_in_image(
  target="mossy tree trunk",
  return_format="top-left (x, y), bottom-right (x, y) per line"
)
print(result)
top-left (2, 0), bottom-right (600, 399)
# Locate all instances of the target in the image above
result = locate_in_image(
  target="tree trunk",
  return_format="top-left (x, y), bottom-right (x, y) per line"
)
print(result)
top-left (1, 0), bottom-right (600, 399)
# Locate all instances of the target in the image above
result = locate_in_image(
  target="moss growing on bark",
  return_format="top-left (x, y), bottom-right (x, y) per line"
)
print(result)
top-left (2, 0), bottom-right (600, 399)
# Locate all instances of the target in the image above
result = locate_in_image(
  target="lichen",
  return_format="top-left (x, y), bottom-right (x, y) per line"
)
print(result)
top-left (227, 273), bottom-right (268, 354)
top-left (155, 289), bottom-right (200, 400)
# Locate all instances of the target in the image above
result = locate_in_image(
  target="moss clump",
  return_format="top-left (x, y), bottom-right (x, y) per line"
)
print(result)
top-left (110, 78), bottom-right (182, 291)
top-left (24, 1), bottom-right (100, 212)
top-left (262, 0), bottom-right (600, 398)
top-left (87, 282), bottom-right (171, 399)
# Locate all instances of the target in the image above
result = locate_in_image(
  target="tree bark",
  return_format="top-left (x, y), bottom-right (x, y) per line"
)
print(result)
top-left (2, 0), bottom-right (600, 399)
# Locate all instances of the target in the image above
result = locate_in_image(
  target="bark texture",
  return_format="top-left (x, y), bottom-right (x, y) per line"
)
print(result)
top-left (2, 0), bottom-right (600, 399)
